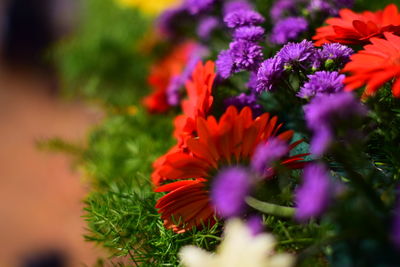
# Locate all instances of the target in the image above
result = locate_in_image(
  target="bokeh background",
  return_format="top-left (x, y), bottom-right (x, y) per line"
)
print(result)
top-left (0, 0), bottom-right (104, 266)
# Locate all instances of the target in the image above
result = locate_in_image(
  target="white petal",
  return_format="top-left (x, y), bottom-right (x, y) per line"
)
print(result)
top-left (179, 246), bottom-right (215, 267)
top-left (268, 254), bottom-right (295, 267)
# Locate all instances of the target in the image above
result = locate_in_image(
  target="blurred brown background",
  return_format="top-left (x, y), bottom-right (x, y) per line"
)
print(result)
top-left (0, 0), bottom-right (105, 266)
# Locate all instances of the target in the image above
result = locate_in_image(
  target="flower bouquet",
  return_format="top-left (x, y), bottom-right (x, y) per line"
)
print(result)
top-left (55, 0), bottom-right (400, 266)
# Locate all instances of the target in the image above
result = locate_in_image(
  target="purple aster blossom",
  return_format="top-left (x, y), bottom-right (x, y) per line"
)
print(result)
top-left (216, 49), bottom-right (235, 79)
top-left (229, 40), bottom-right (263, 71)
top-left (297, 71), bottom-right (345, 99)
top-left (310, 53), bottom-right (322, 70)
top-left (197, 16), bottom-right (219, 39)
top-left (309, 126), bottom-right (333, 156)
top-left (308, 0), bottom-right (354, 16)
top-left (246, 215), bottom-right (264, 236)
top-left (270, 0), bottom-right (297, 21)
top-left (392, 191), bottom-right (400, 249)
top-left (251, 138), bottom-right (289, 177)
top-left (270, 17), bottom-right (308, 45)
top-left (166, 75), bottom-right (182, 106)
top-left (247, 71), bottom-right (258, 91)
top-left (307, 0), bottom-right (335, 16)
top-left (211, 167), bottom-right (252, 218)
top-left (167, 46), bottom-right (206, 106)
top-left (157, 6), bottom-right (188, 38)
top-left (304, 92), bottom-right (367, 156)
top-left (224, 93), bottom-right (263, 117)
top-left (335, 0), bottom-right (354, 8)
top-left (223, 0), bottom-right (253, 16)
top-left (295, 163), bottom-right (332, 221)
top-left (277, 40), bottom-right (316, 68)
top-left (166, 60), bottom-right (198, 106)
top-left (233, 26), bottom-right (265, 42)
top-left (256, 57), bottom-right (284, 93)
top-left (319, 43), bottom-right (354, 66)
top-left (224, 10), bottom-right (265, 29)
top-left (184, 0), bottom-right (215, 15)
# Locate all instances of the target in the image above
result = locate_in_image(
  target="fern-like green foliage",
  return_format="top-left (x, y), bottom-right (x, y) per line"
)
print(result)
top-left (80, 110), bottom-right (223, 265)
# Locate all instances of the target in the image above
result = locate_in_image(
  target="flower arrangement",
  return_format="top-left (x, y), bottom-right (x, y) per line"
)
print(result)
top-left (55, 0), bottom-right (400, 266)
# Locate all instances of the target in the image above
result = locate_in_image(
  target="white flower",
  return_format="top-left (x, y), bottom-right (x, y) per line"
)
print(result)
top-left (179, 219), bottom-right (295, 267)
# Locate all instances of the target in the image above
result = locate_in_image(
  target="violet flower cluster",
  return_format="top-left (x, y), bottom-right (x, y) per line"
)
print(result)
top-left (224, 93), bottom-right (263, 117)
top-left (304, 92), bottom-right (367, 156)
top-left (255, 40), bottom-right (353, 94)
top-left (216, 1), bottom-right (265, 79)
top-left (269, 0), bottom-right (354, 45)
top-left (297, 71), bottom-right (345, 99)
top-left (157, 0), bottom-right (220, 39)
top-left (270, 17), bottom-right (308, 45)
top-left (185, 0), bottom-right (215, 15)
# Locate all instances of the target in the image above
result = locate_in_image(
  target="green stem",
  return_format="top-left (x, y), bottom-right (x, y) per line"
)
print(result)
top-left (279, 238), bottom-right (314, 245)
top-left (246, 197), bottom-right (295, 218)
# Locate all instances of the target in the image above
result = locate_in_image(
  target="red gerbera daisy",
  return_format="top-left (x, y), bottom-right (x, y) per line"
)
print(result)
top-left (343, 32), bottom-right (400, 98)
top-left (313, 4), bottom-right (400, 46)
top-left (155, 106), bottom-right (307, 233)
top-left (152, 61), bottom-right (216, 186)
top-left (173, 60), bottom-right (216, 145)
top-left (143, 41), bottom-right (196, 113)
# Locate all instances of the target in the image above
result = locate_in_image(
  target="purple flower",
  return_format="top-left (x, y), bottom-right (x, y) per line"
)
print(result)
top-left (251, 138), bottom-right (289, 177)
top-left (310, 125), bottom-right (333, 156)
top-left (270, 17), bottom-right (308, 45)
top-left (392, 192), bottom-right (400, 249)
top-left (246, 216), bottom-right (264, 236)
top-left (167, 61), bottom-right (198, 106)
top-left (184, 0), bottom-right (215, 15)
top-left (197, 16), bottom-right (219, 39)
top-left (311, 44), bottom-right (353, 70)
top-left (277, 40), bottom-right (316, 68)
top-left (297, 71), bottom-right (345, 99)
top-left (224, 93), bottom-right (263, 117)
top-left (270, 0), bottom-right (297, 21)
top-left (256, 57), bottom-right (284, 93)
top-left (335, 0), bottom-right (354, 8)
top-left (307, 0), bottom-right (354, 16)
top-left (224, 10), bottom-right (265, 29)
top-left (229, 40), bottom-right (263, 71)
top-left (247, 71), bottom-right (258, 91)
top-left (307, 0), bottom-right (334, 15)
top-left (295, 163), bottom-right (332, 221)
top-left (157, 6), bottom-right (188, 38)
top-left (167, 46), bottom-right (206, 105)
top-left (166, 75), bottom-right (182, 106)
top-left (211, 167), bottom-right (252, 218)
top-left (223, 0), bottom-right (253, 16)
top-left (233, 26), bottom-right (265, 42)
top-left (216, 50), bottom-right (235, 79)
top-left (319, 43), bottom-right (354, 65)
top-left (304, 92), bottom-right (367, 155)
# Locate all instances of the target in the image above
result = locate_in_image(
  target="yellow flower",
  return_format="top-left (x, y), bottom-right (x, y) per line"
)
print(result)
top-left (179, 219), bottom-right (295, 267)
top-left (116, 0), bottom-right (181, 15)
